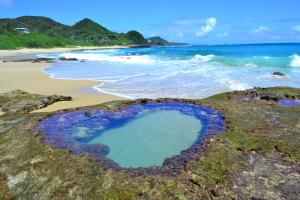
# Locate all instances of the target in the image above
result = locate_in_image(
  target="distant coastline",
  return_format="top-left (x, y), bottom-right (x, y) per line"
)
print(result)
top-left (0, 46), bottom-right (128, 60)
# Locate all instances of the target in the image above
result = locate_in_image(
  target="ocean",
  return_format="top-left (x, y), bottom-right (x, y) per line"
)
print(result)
top-left (42, 43), bottom-right (300, 99)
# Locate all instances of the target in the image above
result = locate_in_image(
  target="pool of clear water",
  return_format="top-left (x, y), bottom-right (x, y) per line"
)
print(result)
top-left (89, 110), bottom-right (201, 168)
top-left (36, 102), bottom-right (225, 168)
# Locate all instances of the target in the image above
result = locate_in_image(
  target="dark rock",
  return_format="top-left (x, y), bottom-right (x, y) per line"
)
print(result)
top-left (84, 109), bottom-right (97, 117)
top-left (210, 189), bottom-right (219, 197)
top-left (0, 90), bottom-right (72, 113)
top-left (259, 95), bottom-right (279, 102)
top-left (59, 57), bottom-right (79, 61)
top-left (273, 72), bottom-right (285, 76)
top-left (13, 58), bottom-right (54, 63)
top-left (32, 58), bottom-right (54, 63)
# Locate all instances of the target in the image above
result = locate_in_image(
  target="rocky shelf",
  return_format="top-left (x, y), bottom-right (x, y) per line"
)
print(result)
top-left (0, 87), bottom-right (299, 199)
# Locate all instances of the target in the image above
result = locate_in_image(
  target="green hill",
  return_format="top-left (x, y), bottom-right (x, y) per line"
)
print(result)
top-left (0, 16), bottom-right (147, 49)
top-left (147, 36), bottom-right (169, 45)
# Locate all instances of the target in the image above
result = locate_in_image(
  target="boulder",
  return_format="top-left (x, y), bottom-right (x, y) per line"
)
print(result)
top-left (59, 57), bottom-right (79, 61)
top-left (273, 72), bottom-right (285, 76)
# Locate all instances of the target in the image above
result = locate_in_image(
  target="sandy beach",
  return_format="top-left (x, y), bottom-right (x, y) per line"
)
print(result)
top-left (0, 48), bottom-right (126, 113)
top-left (0, 46), bottom-right (127, 60)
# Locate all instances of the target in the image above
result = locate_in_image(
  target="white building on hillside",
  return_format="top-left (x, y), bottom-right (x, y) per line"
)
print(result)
top-left (15, 28), bottom-right (30, 34)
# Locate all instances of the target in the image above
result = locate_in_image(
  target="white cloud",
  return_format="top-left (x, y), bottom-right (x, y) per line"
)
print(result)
top-left (196, 17), bottom-right (217, 37)
top-left (252, 26), bottom-right (271, 34)
top-left (272, 35), bottom-right (280, 40)
top-left (176, 32), bottom-right (183, 38)
top-left (292, 25), bottom-right (300, 32)
top-left (218, 32), bottom-right (229, 38)
top-left (0, 0), bottom-right (12, 7)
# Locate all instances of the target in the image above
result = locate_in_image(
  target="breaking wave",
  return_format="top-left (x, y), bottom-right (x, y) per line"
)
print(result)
top-left (59, 52), bottom-right (156, 64)
top-left (43, 44), bottom-right (300, 99)
top-left (290, 54), bottom-right (300, 67)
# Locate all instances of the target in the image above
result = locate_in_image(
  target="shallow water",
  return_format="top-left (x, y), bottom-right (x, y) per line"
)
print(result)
top-left (42, 44), bottom-right (300, 99)
top-left (89, 110), bottom-right (202, 168)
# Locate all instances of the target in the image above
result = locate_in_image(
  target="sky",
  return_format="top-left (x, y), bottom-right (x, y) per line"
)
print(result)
top-left (1, 0), bottom-right (300, 44)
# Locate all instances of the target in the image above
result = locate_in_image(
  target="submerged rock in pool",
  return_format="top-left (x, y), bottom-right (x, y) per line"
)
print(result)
top-left (81, 143), bottom-right (110, 156)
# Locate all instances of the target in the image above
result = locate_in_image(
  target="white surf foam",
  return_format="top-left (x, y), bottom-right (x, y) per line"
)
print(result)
top-left (193, 54), bottom-right (215, 62)
top-left (217, 78), bottom-right (251, 91)
top-left (59, 53), bottom-right (155, 64)
top-left (82, 49), bottom-right (118, 53)
top-left (42, 49), bottom-right (300, 100)
top-left (290, 54), bottom-right (300, 67)
top-left (244, 63), bottom-right (258, 68)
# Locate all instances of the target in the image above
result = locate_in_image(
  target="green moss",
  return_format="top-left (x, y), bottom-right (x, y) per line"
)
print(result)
top-left (222, 131), bottom-right (275, 151)
top-left (0, 187), bottom-right (8, 200)
top-left (102, 189), bottom-right (136, 200)
top-left (269, 87), bottom-right (300, 98)
top-left (0, 138), bottom-right (8, 145)
top-left (205, 92), bottom-right (231, 101)
top-left (187, 139), bottom-right (244, 185)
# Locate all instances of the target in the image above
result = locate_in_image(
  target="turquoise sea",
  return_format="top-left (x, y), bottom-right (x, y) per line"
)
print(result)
top-left (42, 43), bottom-right (300, 99)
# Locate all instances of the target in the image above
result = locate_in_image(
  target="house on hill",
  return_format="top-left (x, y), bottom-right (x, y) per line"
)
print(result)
top-left (15, 27), bottom-right (30, 34)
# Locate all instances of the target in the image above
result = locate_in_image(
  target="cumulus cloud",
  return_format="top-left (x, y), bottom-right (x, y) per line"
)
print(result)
top-left (252, 26), bottom-right (271, 34)
top-left (196, 17), bottom-right (217, 37)
top-left (218, 32), bottom-right (229, 38)
top-left (0, 0), bottom-right (12, 7)
top-left (142, 17), bottom-right (218, 42)
top-left (292, 25), bottom-right (300, 32)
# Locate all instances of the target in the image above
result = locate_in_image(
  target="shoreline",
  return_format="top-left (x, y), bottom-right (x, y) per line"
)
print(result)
top-left (0, 45), bottom-right (128, 60)
top-left (0, 47), bottom-right (127, 112)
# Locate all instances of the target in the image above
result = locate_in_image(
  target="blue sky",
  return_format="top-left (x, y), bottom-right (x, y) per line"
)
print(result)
top-left (1, 0), bottom-right (300, 44)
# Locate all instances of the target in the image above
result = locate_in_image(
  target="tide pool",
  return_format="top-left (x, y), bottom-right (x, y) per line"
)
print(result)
top-left (36, 102), bottom-right (225, 168)
top-left (89, 110), bottom-right (202, 168)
